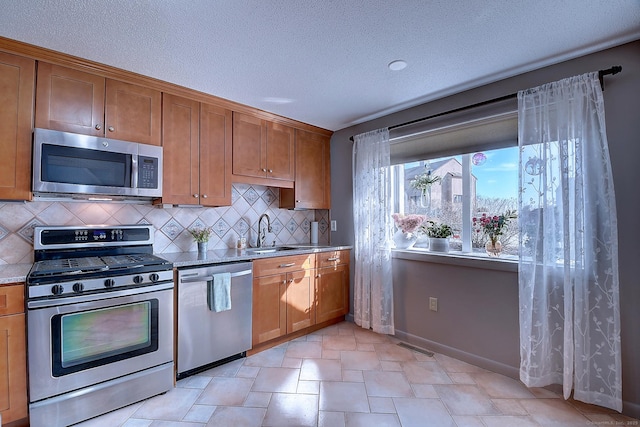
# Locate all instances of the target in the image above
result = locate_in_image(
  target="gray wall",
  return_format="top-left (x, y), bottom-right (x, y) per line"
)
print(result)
top-left (330, 40), bottom-right (640, 417)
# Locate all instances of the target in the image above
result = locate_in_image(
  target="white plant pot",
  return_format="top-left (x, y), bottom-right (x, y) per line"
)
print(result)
top-left (429, 237), bottom-right (449, 252)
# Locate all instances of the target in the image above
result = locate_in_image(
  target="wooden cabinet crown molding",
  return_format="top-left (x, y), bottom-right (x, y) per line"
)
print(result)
top-left (0, 36), bottom-right (332, 136)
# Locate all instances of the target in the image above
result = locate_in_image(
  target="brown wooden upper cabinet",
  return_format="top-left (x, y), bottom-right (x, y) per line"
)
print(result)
top-left (0, 52), bottom-right (35, 201)
top-left (35, 63), bottom-right (161, 146)
top-left (280, 129), bottom-right (331, 209)
top-left (161, 93), bottom-right (232, 206)
top-left (232, 112), bottom-right (295, 184)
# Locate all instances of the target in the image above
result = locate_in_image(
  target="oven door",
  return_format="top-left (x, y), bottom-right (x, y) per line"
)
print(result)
top-left (27, 283), bottom-right (173, 403)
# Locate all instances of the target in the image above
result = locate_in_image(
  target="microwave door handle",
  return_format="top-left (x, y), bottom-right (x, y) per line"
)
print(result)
top-left (131, 155), bottom-right (138, 189)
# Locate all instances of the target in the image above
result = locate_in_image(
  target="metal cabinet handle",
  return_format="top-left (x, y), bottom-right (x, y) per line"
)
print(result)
top-left (268, 169), bottom-right (273, 173)
top-left (95, 124), bottom-right (102, 130)
top-left (180, 269), bottom-right (253, 283)
top-left (202, 194), bottom-right (208, 198)
top-left (327, 257), bottom-right (339, 261)
top-left (288, 278), bottom-right (294, 283)
top-left (262, 168), bottom-right (267, 172)
top-left (193, 194), bottom-right (199, 198)
top-left (108, 126), bottom-right (115, 132)
top-left (279, 263), bottom-right (296, 268)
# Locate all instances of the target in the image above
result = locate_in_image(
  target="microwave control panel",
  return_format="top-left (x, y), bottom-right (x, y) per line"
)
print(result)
top-left (138, 156), bottom-right (159, 189)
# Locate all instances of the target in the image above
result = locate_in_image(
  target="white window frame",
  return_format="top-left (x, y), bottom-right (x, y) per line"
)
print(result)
top-left (392, 147), bottom-right (519, 268)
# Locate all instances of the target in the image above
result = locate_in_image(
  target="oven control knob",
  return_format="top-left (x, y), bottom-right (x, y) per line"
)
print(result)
top-left (51, 285), bottom-right (64, 295)
top-left (73, 282), bottom-right (84, 293)
top-left (104, 279), bottom-right (115, 288)
top-left (133, 275), bottom-right (144, 284)
top-left (149, 273), bottom-right (160, 282)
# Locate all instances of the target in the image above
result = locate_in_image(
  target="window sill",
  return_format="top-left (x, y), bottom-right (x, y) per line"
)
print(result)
top-left (392, 248), bottom-right (518, 272)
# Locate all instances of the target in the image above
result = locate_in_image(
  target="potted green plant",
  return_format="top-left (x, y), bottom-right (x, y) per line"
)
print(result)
top-left (188, 226), bottom-right (213, 253)
top-left (420, 220), bottom-right (453, 252)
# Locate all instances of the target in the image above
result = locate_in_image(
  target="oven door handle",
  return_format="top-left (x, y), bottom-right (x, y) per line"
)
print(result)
top-left (27, 282), bottom-right (174, 309)
top-left (180, 269), bottom-right (252, 283)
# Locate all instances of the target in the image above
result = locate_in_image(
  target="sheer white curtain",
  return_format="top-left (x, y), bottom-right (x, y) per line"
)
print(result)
top-left (352, 128), bottom-right (394, 334)
top-left (518, 72), bottom-right (621, 411)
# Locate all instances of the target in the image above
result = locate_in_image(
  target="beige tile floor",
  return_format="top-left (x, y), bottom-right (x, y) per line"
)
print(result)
top-left (77, 321), bottom-right (638, 427)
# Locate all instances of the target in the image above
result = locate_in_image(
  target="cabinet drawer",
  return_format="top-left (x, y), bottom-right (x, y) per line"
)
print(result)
top-left (253, 254), bottom-right (315, 277)
top-left (317, 250), bottom-right (349, 268)
top-left (0, 284), bottom-right (25, 316)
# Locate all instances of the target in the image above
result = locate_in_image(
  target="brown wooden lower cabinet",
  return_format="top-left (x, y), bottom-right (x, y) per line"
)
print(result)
top-left (252, 272), bottom-right (287, 344)
top-left (286, 269), bottom-right (315, 334)
top-left (0, 284), bottom-right (28, 425)
top-left (251, 250), bottom-right (350, 349)
top-left (316, 263), bottom-right (349, 324)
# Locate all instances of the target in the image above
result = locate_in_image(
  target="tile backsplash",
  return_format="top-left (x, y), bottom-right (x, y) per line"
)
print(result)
top-left (0, 184), bottom-right (330, 265)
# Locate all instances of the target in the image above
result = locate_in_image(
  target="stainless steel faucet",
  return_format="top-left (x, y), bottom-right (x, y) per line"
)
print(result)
top-left (256, 213), bottom-right (272, 247)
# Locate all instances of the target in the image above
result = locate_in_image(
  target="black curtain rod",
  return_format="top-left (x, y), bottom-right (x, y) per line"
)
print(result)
top-left (349, 65), bottom-right (622, 142)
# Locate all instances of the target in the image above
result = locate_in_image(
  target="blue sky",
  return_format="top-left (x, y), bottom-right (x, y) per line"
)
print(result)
top-left (472, 147), bottom-right (519, 199)
top-left (404, 146), bottom-right (520, 199)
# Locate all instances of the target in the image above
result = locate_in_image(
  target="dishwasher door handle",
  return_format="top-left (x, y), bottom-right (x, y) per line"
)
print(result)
top-left (180, 269), bottom-right (253, 283)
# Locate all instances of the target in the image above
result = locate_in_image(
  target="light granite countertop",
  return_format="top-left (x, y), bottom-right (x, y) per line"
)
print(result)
top-left (0, 245), bottom-right (352, 283)
top-left (0, 263), bottom-right (32, 285)
top-left (162, 244), bottom-right (352, 268)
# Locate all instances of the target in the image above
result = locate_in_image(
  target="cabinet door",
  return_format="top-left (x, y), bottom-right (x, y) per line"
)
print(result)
top-left (105, 79), bottom-right (161, 145)
top-left (35, 62), bottom-right (105, 136)
top-left (200, 103), bottom-right (232, 206)
top-left (252, 274), bottom-right (287, 345)
top-left (0, 52), bottom-right (34, 200)
top-left (286, 269), bottom-right (315, 333)
top-left (266, 121), bottom-right (295, 181)
top-left (232, 112), bottom-right (266, 178)
top-left (0, 314), bottom-right (27, 424)
top-left (161, 93), bottom-right (200, 205)
top-left (316, 264), bottom-right (349, 324)
top-left (281, 130), bottom-right (331, 209)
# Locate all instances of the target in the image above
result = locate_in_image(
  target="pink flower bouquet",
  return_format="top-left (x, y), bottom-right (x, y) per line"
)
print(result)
top-left (392, 213), bottom-right (426, 235)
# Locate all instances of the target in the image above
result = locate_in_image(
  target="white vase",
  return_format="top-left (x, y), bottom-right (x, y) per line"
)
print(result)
top-left (429, 237), bottom-right (449, 252)
top-left (414, 234), bottom-right (430, 248)
top-left (393, 230), bottom-right (417, 249)
top-left (419, 189), bottom-right (431, 209)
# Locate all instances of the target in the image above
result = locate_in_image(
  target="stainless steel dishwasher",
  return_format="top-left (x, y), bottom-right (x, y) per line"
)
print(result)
top-left (176, 261), bottom-right (253, 379)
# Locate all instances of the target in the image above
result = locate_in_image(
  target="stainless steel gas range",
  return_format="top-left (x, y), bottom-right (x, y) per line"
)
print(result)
top-left (26, 225), bottom-right (174, 427)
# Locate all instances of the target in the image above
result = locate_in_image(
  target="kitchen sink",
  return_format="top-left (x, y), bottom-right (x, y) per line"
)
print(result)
top-left (244, 246), bottom-right (301, 254)
top-left (245, 245), bottom-right (333, 255)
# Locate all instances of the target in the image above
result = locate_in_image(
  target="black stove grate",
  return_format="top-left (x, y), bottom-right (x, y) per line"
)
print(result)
top-left (29, 257), bottom-right (107, 276)
top-left (29, 254), bottom-right (171, 279)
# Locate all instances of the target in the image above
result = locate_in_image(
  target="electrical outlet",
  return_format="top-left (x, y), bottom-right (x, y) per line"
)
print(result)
top-left (330, 220), bottom-right (337, 232)
top-left (429, 297), bottom-right (438, 312)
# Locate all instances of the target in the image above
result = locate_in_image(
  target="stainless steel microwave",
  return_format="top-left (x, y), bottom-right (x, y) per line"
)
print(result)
top-left (33, 128), bottom-right (162, 199)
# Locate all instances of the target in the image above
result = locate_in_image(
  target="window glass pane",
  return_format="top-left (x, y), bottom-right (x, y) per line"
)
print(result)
top-left (396, 145), bottom-right (518, 257)
top-left (471, 147), bottom-right (519, 256)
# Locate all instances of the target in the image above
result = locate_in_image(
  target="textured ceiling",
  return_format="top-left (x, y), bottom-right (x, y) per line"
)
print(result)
top-left (1, 1), bottom-right (639, 131)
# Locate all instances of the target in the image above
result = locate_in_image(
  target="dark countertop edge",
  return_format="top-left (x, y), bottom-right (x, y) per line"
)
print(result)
top-left (161, 245), bottom-right (353, 268)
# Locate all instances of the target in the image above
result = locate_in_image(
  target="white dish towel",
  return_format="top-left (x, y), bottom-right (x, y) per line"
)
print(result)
top-left (207, 272), bottom-right (231, 312)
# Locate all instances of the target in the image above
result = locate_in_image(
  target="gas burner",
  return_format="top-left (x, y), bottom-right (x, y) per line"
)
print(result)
top-left (27, 225), bottom-right (173, 300)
